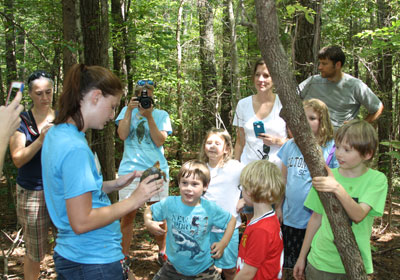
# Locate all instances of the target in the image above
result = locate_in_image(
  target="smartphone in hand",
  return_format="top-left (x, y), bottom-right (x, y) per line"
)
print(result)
top-left (6, 81), bottom-right (24, 106)
top-left (253, 121), bottom-right (265, 137)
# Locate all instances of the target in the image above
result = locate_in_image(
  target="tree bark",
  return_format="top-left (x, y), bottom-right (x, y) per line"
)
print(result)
top-left (376, 0), bottom-right (393, 228)
top-left (176, 0), bottom-right (186, 164)
top-left (62, 0), bottom-right (78, 76)
top-left (80, 0), bottom-right (116, 191)
top-left (292, 0), bottom-right (321, 83)
top-left (198, 0), bottom-right (218, 134)
top-left (254, 1), bottom-right (367, 279)
top-left (4, 0), bottom-right (17, 86)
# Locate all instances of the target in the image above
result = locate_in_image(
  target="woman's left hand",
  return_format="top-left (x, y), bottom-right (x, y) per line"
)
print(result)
top-left (258, 133), bottom-right (276, 146)
top-left (139, 105), bottom-right (153, 119)
top-left (116, 171), bottom-right (143, 190)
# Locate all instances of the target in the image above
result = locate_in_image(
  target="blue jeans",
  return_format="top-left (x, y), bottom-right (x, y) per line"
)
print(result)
top-left (54, 251), bottom-right (124, 280)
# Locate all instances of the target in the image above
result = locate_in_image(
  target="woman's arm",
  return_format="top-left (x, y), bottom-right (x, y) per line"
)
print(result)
top-left (0, 93), bottom-right (23, 175)
top-left (117, 102), bottom-right (135, 140)
top-left (234, 127), bottom-right (245, 161)
top-left (9, 123), bottom-right (52, 168)
top-left (66, 174), bottom-right (163, 234)
top-left (140, 106), bottom-right (167, 147)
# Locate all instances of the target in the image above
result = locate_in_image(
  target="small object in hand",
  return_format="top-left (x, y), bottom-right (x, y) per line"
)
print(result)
top-left (140, 161), bottom-right (167, 183)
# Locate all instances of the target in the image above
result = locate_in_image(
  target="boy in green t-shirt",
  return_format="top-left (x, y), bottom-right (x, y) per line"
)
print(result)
top-left (293, 120), bottom-right (388, 280)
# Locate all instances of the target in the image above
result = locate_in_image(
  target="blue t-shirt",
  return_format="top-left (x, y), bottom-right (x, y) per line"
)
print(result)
top-left (277, 139), bottom-right (338, 229)
top-left (151, 197), bottom-right (231, 276)
top-left (116, 107), bottom-right (172, 178)
top-left (16, 111), bottom-right (43, 190)
top-left (41, 123), bottom-right (123, 264)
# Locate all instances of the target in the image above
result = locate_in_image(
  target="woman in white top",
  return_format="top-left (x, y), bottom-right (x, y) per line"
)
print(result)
top-left (233, 59), bottom-right (287, 169)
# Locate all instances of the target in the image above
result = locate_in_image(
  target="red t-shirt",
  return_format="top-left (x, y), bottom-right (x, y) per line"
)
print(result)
top-left (236, 211), bottom-right (283, 280)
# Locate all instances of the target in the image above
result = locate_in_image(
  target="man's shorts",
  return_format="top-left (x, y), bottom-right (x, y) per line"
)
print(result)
top-left (118, 177), bottom-right (169, 202)
top-left (153, 260), bottom-right (221, 280)
top-left (16, 184), bottom-right (52, 262)
top-left (211, 228), bottom-right (239, 269)
top-left (306, 261), bottom-right (347, 280)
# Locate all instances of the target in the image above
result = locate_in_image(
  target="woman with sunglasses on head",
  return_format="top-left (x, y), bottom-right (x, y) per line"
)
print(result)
top-left (117, 80), bottom-right (172, 266)
top-left (41, 65), bottom-right (162, 279)
top-left (233, 59), bottom-right (288, 219)
top-left (9, 70), bottom-right (55, 280)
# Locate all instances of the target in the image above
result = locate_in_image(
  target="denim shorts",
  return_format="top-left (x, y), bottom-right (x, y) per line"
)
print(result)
top-left (53, 251), bottom-right (124, 280)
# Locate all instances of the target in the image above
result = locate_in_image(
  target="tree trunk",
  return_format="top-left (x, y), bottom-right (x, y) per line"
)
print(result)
top-left (62, 0), bottom-right (78, 76)
top-left (254, 1), bottom-right (367, 279)
top-left (376, 0), bottom-right (393, 228)
top-left (292, 0), bottom-right (321, 83)
top-left (80, 0), bottom-right (116, 198)
top-left (198, 0), bottom-right (218, 135)
top-left (176, 0), bottom-right (186, 164)
top-left (4, 0), bottom-right (17, 86)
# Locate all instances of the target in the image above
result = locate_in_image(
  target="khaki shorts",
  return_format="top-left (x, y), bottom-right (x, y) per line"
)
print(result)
top-left (306, 261), bottom-right (348, 280)
top-left (153, 260), bottom-right (221, 280)
top-left (16, 184), bottom-right (52, 262)
top-left (118, 177), bottom-right (169, 202)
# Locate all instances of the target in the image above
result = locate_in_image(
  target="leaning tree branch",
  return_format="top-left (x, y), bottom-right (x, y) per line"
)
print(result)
top-left (0, 11), bottom-right (52, 67)
top-left (254, 0), bottom-right (368, 279)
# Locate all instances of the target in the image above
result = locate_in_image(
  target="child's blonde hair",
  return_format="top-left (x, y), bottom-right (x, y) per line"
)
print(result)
top-left (199, 128), bottom-right (233, 165)
top-left (240, 160), bottom-right (285, 204)
top-left (335, 119), bottom-right (378, 162)
top-left (178, 160), bottom-right (210, 187)
top-left (303, 98), bottom-right (334, 147)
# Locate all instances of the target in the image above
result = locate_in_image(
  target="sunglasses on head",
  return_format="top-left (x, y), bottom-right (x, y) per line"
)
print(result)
top-left (137, 80), bottom-right (155, 87)
top-left (27, 70), bottom-right (52, 85)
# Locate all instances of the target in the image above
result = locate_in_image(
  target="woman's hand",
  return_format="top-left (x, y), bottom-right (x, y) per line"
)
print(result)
top-left (127, 97), bottom-right (139, 111)
top-left (38, 123), bottom-right (53, 144)
top-left (236, 198), bottom-right (246, 213)
top-left (130, 174), bottom-right (163, 206)
top-left (258, 133), bottom-right (285, 147)
top-left (139, 104), bottom-right (153, 119)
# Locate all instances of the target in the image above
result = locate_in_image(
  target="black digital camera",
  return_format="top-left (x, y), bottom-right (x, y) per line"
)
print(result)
top-left (135, 89), bottom-right (154, 109)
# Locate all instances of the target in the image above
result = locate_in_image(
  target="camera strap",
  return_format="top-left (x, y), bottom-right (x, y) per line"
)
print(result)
top-left (20, 110), bottom-right (39, 137)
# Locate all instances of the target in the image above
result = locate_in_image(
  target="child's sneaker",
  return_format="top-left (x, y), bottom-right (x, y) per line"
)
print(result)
top-left (157, 252), bottom-right (168, 266)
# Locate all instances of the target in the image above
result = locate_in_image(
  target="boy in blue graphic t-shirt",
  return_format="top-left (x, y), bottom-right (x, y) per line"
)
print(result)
top-left (144, 160), bottom-right (236, 279)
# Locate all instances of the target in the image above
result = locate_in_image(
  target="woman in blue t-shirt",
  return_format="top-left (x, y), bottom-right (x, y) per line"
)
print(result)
top-left (10, 70), bottom-right (55, 280)
top-left (41, 64), bottom-right (163, 280)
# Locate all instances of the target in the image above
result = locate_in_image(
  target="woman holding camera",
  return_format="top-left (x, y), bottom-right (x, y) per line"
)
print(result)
top-left (9, 70), bottom-right (55, 280)
top-left (117, 81), bottom-right (172, 266)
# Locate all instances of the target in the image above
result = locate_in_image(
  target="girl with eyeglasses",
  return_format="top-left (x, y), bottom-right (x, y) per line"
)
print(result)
top-left (9, 70), bottom-right (55, 280)
top-left (40, 64), bottom-right (163, 279)
top-left (116, 80), bottom-right (172, 266)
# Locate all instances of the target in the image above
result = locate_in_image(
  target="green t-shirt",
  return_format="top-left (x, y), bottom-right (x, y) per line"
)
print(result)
top-left (305, 168), bottom-right (388, 274)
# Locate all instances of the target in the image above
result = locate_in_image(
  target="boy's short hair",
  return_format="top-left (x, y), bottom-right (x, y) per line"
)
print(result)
top-left (178, 160), bottom-right (210, 187)
top-left (335, 119), bottom-right (378, 161)
top-left (318, 46), bottom-right (346, 67)
top-left (240, 160), bottom-right (284, 204)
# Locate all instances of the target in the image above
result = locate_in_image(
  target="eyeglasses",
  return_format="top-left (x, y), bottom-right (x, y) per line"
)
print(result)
top-left (137, 80), bottom-right (155, 87)
top-left (257, 144), bottom-right (270, 160)
top-left (27, 70), bottom-right (52, 85)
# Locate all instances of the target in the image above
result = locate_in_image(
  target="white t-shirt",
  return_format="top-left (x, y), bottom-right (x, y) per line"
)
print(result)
top-left (203, 160), bottom-right (244, 231)
top-left (233, 95), bottom-right (287, 169)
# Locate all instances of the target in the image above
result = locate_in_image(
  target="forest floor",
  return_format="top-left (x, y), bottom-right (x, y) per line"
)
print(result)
top-left (0, 177), bottom-right (400, 279)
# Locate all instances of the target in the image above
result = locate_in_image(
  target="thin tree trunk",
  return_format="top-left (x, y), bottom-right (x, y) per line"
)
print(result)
top-left (176, 0), bottom-right (186, 164)
top-left (62, 0), bottom-right (78, 76)
top-left (376, 0), bottom-right (393, 229)
top-left (4, 0), bottom-right (17, 85)
top-left (254, 1), bottom-right (367, 279)
top-left (80, 0), bottom-right (116, 192)
top-left (198, 0), bottom-right (217, 135)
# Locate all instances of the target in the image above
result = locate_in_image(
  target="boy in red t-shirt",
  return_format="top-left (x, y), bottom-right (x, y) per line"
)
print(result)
top-left (235, 160), bottom-right (285, 280)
